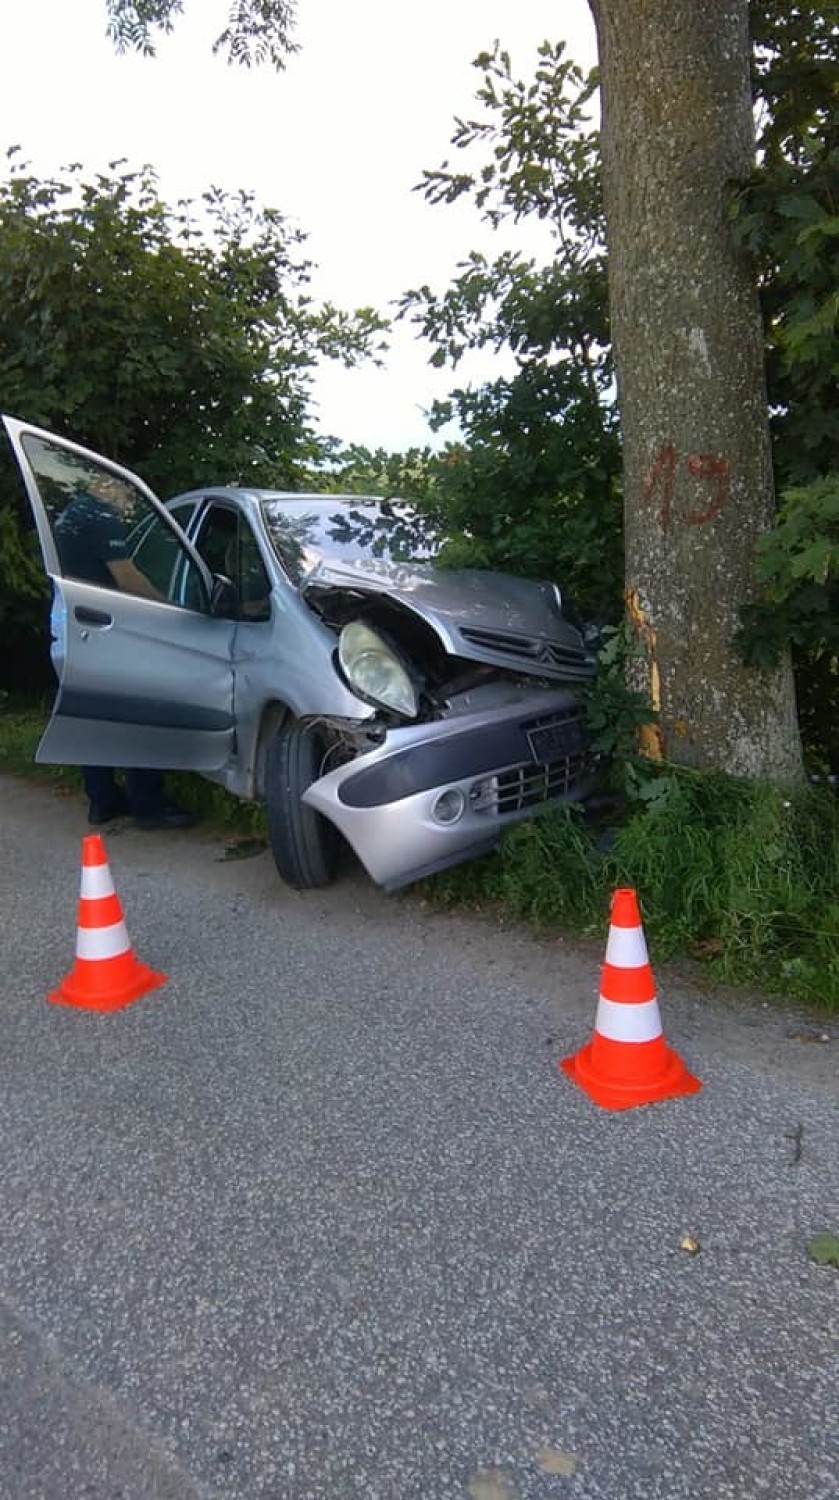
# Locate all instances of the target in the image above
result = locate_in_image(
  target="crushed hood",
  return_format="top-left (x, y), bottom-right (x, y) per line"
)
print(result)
top-left (301, 557), bottom-right (596, 682)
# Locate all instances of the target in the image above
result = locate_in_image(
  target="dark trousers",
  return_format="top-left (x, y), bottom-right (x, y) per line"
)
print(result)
top-left (82, 767), bottom-right (166, 820)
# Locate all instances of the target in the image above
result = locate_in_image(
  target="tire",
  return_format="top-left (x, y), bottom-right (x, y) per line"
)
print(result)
top-left (265, 720), bottom-right (341, 889)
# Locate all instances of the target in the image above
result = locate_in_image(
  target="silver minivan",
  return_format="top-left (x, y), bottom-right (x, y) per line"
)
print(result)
top-left (4, 416), bottom-right (598, 890)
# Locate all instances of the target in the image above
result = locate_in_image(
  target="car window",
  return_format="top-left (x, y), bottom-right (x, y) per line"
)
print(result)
top-left (127, 511), bottom-right (201, 600)
top-left (194, 504), bottom-right (271, 622)
top-left (236, 524), bottom-right (272, 622)
top-left (20, 434), bottom-right (208, 609)
top-left (166, 498), bottom-right (200, 533)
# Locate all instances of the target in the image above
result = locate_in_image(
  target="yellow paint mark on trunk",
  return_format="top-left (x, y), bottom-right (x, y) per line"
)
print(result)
top-left (625, 585), bottom-right (665, 759)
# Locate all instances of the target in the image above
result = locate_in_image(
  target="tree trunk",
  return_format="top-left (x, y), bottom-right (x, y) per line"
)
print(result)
top-left (589, 0), bottom-right (802, 778)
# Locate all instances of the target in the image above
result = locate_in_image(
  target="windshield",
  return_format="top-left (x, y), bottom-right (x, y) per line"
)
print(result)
top-left (260, 496), bottom-right (440, 585)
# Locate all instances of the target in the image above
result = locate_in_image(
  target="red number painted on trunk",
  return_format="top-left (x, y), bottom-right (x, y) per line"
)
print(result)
top-left (643, 445), bottom-right (730, 529)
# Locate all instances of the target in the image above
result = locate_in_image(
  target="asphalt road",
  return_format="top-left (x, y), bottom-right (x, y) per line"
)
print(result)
top-left (0, 772), bottom-right (836, 1500)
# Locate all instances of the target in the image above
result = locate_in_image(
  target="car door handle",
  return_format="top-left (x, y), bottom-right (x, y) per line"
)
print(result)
top-left (74, 606), bottom-right (113, 627)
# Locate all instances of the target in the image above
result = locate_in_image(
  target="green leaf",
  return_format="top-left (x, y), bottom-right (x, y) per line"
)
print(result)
top-left (807, 1231), bottom-right (839, 1268)
top-left (789, 541), bottom-right (834, 584)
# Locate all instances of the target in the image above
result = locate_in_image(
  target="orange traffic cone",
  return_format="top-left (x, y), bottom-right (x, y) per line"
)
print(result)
top-left (561, 887), bottom-right (701, 1110)
top-left (49, 834), bottom-right (167, 1012)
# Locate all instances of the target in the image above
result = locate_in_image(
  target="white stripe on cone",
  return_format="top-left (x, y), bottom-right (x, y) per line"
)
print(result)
top-left (594, 994), bottom-right (663, 1043)
top-left (76, 920), bottom-right (131, 961)
top-left (80, 865), bottom-right (116, 900)
top-left (604, 924), bottom-right (650, 968)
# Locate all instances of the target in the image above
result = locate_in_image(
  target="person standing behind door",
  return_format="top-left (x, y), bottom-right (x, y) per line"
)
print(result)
top-left (53, 471), bottom-right (193, 830)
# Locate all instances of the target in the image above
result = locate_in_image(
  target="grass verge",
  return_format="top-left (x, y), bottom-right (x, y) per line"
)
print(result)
top-left (429, 772), bottom-right (839, 1012)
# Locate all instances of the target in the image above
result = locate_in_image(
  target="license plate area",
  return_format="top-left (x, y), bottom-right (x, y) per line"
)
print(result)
top-left (526, 717), bottom-right (585, 763)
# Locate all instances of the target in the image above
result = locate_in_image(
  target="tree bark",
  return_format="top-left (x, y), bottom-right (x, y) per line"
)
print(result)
top-left (589, 0), bottom-right (802, 778)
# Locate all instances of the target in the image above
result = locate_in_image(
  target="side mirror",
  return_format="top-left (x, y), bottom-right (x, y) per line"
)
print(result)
top-left (209, 573), bottom-right (238, 618)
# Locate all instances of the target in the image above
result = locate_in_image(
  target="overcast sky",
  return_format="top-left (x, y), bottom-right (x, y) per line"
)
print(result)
top-left (0, 0), bottom-right (596, 452)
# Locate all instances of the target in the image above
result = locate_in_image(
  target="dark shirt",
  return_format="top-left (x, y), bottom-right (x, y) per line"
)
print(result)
top-left (54, 491), bottom-right (129, 588)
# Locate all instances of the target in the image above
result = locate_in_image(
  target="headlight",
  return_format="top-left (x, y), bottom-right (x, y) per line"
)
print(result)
top-left (338, 620), bottom-right (418, 717)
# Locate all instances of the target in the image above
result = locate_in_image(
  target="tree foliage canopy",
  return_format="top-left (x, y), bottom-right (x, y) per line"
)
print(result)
top-left (735, 0), bottom-right (839, 485)
top-left (0, 152), bottom-right (383, 488)
top-left (732, 2), bottom-right (839, 767)
top-left (105, 0), bottom-right (297, 69)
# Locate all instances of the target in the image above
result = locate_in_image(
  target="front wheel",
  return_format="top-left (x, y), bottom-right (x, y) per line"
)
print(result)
top-left (265, 720), bottom-right (341, 889)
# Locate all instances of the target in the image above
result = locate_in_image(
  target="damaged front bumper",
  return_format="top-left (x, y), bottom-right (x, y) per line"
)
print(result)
top-left (303, 689), bottom-right (597, 890)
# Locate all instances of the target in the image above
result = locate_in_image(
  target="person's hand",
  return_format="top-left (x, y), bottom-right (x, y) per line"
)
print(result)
top-left (107, 558), bottom-right (165, 601)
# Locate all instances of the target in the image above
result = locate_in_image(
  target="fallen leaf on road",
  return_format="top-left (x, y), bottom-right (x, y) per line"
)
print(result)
top-left (537, 1447), bottom-right (579, 1477)
top-left (679, 1234), bottom-right (701, 1255)
top-left (217, 837), bottom-right (267, 861)
top-left (807, 1230), bottom-right (839, 1267)
top-left (468, 1468), bottom-right (520, 1500)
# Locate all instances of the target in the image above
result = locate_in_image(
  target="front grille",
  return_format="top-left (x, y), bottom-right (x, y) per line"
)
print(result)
top-left (460, 625), bottom-right (542, 658)
top-left (471, 752), bottom-right (592, 816)
top-left (459, 625), bottom-right (588, 674)
top-left (497, 753), bottom-right (591, 813)
top-left (545, 642), bottom-right (592, 672)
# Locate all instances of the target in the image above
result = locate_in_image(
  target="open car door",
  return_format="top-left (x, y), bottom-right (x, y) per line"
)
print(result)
top-left (3, 416), bottom-right (237, 772)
